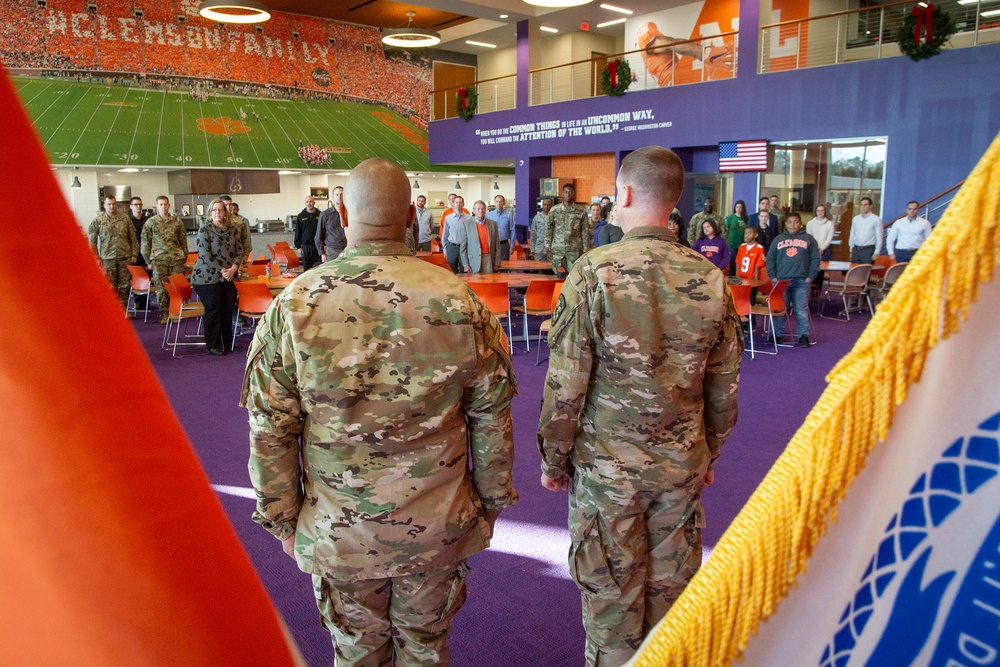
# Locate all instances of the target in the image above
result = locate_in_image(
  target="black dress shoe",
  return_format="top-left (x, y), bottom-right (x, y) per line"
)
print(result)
top-left (798, 336), bottom-right (811, 348)
top-left (209, 347), bottom-right (226, 356)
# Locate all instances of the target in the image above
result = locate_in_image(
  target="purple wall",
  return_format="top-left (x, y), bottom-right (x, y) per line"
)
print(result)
top-left (430, 6), bottom-right (1000, 227)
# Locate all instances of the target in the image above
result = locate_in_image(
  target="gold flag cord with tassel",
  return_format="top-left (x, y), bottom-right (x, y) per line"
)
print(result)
top-left (629, 130), bottom-right (1000, 666)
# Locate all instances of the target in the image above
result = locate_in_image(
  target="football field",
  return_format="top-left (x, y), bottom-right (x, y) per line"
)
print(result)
top-left (12, 77), bottom-right (485, 173)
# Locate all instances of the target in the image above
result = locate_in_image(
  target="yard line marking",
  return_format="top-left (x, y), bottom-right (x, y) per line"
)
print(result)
top-left (64, 85), bottom-right (114, 163)
top-left (94, 86), bottom-right (129, 165)
top-left (154, 85), bottom-right (166, 165)
top-left (31, 81), bottom-right (91, 154)
top-left (124, 88), bottom-right (148, 167)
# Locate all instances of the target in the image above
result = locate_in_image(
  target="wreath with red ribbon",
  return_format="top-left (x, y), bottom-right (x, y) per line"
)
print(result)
top-left (600, 58), bottom-right (632, 97)
top-left (896, 4), bottom-right (956, 62)
top-left (455, 87), bottom-right (477, 122)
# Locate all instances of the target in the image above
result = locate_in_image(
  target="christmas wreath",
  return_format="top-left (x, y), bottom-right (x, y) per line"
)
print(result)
top-left (600, 58), bottom-right (631, 97)
top-left (456, 87), bottom-right (477, 122)
top-left (896, 4), bottom-right (956, 62)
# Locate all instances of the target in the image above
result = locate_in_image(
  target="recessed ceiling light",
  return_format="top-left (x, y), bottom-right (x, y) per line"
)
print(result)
top-left (499, 14), bottom-right (508, 18)
top-left (524, 0), bottom-right (592, 6)
top-left (337, 172), bottom-right (351, 176)
top-left (599, 3), bottom-right (633, 14)
top-left (540, 26), bottom-right (559, 33)
top-left (277, 170), bottom-right (300, 175)
top-left (596, 18), bottom-right (627, 27)
top-left (983, 8), bottom-right (1000, 15)
top-left (118, 168), bottom-right (139, 172)
top-left (466, 40), bottom-right (497, 48)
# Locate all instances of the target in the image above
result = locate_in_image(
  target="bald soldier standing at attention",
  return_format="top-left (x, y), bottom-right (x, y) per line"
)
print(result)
top-left (538, 146), bottom-right (743, 666)
top-left (242, 158), bottom-right (518, 666)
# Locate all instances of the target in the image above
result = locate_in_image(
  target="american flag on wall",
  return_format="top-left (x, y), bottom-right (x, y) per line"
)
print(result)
top-left (719, 140), bottom-right (769, 171)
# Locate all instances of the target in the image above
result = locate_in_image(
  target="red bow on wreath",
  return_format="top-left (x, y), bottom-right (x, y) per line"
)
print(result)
top-left (458, 87), bottom-right (468, 110)
top-left (913, 3), bottom-right (935, 44)
top-left (608, 59), bottom-right (620, 88)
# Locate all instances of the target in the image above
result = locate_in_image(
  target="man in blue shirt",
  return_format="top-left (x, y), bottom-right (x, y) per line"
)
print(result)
top-left (487, 195), bottom-right (516, 261)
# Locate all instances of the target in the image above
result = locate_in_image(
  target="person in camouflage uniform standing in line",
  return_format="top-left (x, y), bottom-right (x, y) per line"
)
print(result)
top-left (538, 146), bottom-right (743, 667)
top-left (242, 158), bottom-right (518, 667)
top-left (141, 196), bottom-right (189, 324)
top-left (88, 194), bottom-right (139, 313)
top-left (546, 182), bottom-right (592, 274)
top-left (220, 195), bottom-right (251, 266)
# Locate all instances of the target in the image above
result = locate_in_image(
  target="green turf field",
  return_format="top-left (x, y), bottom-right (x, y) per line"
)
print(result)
top-left (12, 77), bottom-right (500, 174)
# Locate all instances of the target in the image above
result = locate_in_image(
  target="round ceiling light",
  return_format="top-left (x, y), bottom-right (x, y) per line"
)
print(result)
top-left (198, 1), bottom-right (271, 24)
top-left (382, 12), bottom-right (441, 48)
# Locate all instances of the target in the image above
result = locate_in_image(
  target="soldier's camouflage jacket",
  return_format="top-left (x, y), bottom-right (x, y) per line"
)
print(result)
top-left (88, 211), bottom-right (139, 260)
top-left (538, 226), bottom-right (742, 491)
top-left (242, 242), bottom-right (518, 579)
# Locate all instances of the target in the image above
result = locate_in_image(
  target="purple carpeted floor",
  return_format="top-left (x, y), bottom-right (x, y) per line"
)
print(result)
top-left (136, 304), bottom-right (868, 666)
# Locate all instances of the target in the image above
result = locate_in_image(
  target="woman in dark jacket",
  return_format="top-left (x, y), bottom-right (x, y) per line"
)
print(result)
top-left (191, 198), bottom-right (242, 355)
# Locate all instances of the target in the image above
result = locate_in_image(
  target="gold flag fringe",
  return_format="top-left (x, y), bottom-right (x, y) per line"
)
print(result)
top-left (629, 130), bottom-right (1000, 667)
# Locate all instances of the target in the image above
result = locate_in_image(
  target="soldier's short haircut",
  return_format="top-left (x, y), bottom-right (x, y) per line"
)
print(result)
top-left (130, 196), bottom-right (142, 204)
top-left (156, 195), bottom-right (169, 203)
top-left (618, 146), bottom-right (684, 208)
top-left (219, 194), bottom-right (233, 202)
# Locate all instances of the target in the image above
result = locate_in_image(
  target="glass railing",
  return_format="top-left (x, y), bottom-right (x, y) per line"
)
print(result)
top-left (430, 75), bottom-right (517, 121)
top-left (760, 0), bottom-right (1000, 73)
top-left (529, 31), bottom-right (738, 106)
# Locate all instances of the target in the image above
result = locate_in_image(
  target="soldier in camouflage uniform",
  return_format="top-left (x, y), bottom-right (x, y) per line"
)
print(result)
top-left (537, 146), bottom-right (742, 667)
top-left (242, 158), bottom-right (518, 667)
top-left (687, 196), bottom-right (726, 247)
top-left (530, 197), bottom-right (552, 261)
top-left (546, 183), bottom-right (592, 274)
top-left (88, 194), bottom-right (139, 312)
top-left (220, 195), bottom-right (251, 265)
top-left (141, 196), bottom-right (189, 324)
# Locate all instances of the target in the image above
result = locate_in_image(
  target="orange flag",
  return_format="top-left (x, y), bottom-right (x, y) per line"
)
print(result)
top-left (0, 67), bottom-right (300, 666)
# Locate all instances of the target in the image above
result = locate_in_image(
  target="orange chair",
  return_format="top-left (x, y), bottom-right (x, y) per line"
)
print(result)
top-left (126, 265), bottom-right (153, 321)
top-left (728, 283), bottom-right (755, 360)
top-left (167, 273), bottom-right (196, 303)
top-left (430, 238), bottom-right (443, 253)
top-left (419, 253), bottom-right (451, 270)
top-left (246, 264), bottom-right (267, 277)
top-left (512, 280), bottom-right (560, 352)
top-left (510, 242), bottom-right (527, 261)
top-left (467, 281), bottom-right (513, 351)
top-left (184, 251), bottom-right (198, 277)
top-left (232, 281), bottom-right (274, 348)
top-left (275, 249), bottom-right (301, 270)
top-left (266, 243), bottom-right (278, 262)
top-left (534, 281), bottom-right (564, 365)
top-left (161, 280), bottom-right (205, 358)
top-left (749, 279), bottom-right (790, 354)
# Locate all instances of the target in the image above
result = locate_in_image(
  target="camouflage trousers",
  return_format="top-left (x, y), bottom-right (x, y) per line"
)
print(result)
top-left (568, 475), bottom-right (704, 667)
top-left (313, 560), bottom-right (469, 666)
top-left (150, 258), bottom-right (187, 317)
top-left (551, 248), bottom-right (583, 276)
top-left (101, 257), bottom-right (132, 309)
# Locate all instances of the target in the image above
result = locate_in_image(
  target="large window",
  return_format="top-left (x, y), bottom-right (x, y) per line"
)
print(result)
top-left (762, 137), bottom-right (886, 260)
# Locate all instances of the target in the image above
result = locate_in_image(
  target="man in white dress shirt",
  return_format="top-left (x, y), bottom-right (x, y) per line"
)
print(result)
top-left (848, 197), bottom-right (883, 264)
top-left (886, 201), bottom-right (932, 263)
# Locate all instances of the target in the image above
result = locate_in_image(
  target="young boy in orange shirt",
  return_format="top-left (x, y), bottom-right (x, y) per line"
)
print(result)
top-left (736, 226), bottom-right (766, 302)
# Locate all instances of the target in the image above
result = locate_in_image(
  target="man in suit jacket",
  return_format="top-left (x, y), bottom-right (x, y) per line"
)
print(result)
top-left (459, 200), bottom-right (501, 273)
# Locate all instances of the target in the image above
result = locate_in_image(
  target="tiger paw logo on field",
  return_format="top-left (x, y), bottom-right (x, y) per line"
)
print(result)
top-left (196, 117), bottom-right (250, 136)
top-left (819, 412), bottom-right (1000, 666)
